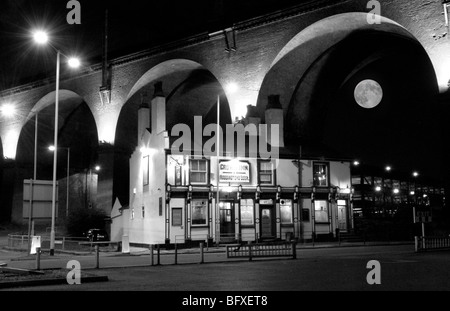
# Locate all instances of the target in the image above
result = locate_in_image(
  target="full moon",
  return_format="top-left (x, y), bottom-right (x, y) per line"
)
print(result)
top-left (354, 79), bottom-right (383, 109)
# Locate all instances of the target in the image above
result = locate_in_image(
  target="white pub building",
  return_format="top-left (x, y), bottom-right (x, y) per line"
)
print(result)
top-left (111, 82), bottom-right (353, 246)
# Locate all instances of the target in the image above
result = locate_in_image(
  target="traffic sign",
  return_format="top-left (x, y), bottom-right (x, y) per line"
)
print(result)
top-left (413, 206), bottom-right (432, 223)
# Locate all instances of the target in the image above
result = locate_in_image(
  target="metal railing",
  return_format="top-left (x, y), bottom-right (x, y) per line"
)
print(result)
top-left (415, 236), bottom-right (450, 252)
top-left (226, 241), bottom-right (297, 260)
top-left (7, 234), bottom-right (92, 252)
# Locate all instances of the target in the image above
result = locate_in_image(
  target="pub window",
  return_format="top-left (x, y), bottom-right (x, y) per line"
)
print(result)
top-left (314, 200), bottom-right (329, 223)
top-left (313, 163), bottom-right (328, 187)
top-left (191, 199), bottom-right (208, 226)
top-left (172, 208), bottom-right (182, 226)
top-left (240, 199), bottom-right (254, 226)
top-left (143, 155), bottom-right (149, 186)
top-left (280, 199), bottom-right (293, 224)
top-left (259, 161), bottom-right (275, 185)
top-left (190, 159), bottom-right (209, 185)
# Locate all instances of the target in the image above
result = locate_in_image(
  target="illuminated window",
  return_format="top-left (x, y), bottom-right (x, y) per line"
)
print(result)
top-left (280, 199), bottom-right (293, 224)
top-left (314, 200), bottom-right (329, 223)
top-left (190, 159), bottom-right (209, 185)
top-left (259, 161), bottom-right (275, 185)
top-left (313, 163), bottom-right (328, 187)
top-left (240, 199), bottom-right (254, 226)
top-left (191, 199), bottom-right (207, 226)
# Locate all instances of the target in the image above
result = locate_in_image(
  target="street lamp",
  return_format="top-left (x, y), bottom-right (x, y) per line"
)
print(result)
top-left (49, 146), bottom-right (70, 217)
top-left (33, 30), bottom-right (80, 256)
top-left (0, 104), bottom-right (16, 117)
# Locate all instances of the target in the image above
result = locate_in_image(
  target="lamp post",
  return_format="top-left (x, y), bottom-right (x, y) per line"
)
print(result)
top-left (33, 30), bottom-right (80, 256)
top-left (49, 146), bottom-right (70, 217)
top-left (216, 94), bottom-right (220, 245)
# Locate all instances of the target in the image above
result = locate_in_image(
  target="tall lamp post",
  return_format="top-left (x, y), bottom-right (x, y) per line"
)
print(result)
top-left (49, 146), bottom-right (70, 217)
top-left (33, 30), bottom-right (80, 256)
top-left (216, 94), bottom-right (220, 245)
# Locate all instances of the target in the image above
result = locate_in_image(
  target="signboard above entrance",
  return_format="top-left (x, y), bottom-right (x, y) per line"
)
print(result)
top-left (219, 160), bottom-right (250, 183)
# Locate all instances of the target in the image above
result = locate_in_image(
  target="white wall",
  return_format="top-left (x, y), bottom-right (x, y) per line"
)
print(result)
top-left (129, 131), bottom-right (168, 245)
top-left (276, 159), bottom-right (299, 186)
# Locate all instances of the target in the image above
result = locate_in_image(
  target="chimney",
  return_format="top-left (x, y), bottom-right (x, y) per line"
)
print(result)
top-left (138, 92), bottom-right (150, 141)
top-left (264, 95), bottom-right (284, 147)
top-left (151, 81), bottom-right (166, 134)
top-left (244, 105), bottom-right (261, 135)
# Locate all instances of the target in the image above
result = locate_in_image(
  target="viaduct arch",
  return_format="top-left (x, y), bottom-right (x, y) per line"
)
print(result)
top-left (1, 0), bottom-right (449, 223)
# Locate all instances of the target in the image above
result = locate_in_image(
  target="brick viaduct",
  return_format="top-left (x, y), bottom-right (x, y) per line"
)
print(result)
top-left (1, 0), bottom-right (449, 223)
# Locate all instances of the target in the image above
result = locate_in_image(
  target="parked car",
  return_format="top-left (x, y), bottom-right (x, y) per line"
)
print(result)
top-left (85, 229), bottom-right (109, 243)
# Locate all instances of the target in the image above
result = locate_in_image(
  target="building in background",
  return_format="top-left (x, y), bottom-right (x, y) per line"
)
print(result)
top-left (351, 163), bottom-right (446, 239)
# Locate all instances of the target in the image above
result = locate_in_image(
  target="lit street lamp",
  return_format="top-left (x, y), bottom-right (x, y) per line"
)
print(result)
top-left (33, 29), bottom-right (80, 256)
top-left (0, 104), bottom-right (16, 117)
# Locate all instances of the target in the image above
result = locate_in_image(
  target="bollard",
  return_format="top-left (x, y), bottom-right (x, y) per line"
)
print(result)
top-left (95, 245), bottom-right (100, 269)
top-left (174, 243), bottom-right (178, 265)
top-left (150, 245), bottom-right (154, 266)
top-left (200, 242), bottom-right (204, 264)
top-left (35, 247), bottom-right (41, 270)
top-left (157, 244), bottom-right (161, 265)
top-left (249, 244), bottom-right (253, 261)
top-left (414, 236), bottom-right (418, 252)
top-left (291, 241), bottom-right (297, 259)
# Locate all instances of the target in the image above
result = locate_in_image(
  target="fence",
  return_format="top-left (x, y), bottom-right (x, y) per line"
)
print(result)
top-left (226, 241), bottom-right (296, 260)
top-left (415, 236), bottom-right (450, 252)
top-left (7, 234), bottom-right (93, 252)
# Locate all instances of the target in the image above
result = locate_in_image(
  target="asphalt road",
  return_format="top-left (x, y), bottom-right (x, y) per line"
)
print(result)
top-left (2, 244), bottom-right (450, 292)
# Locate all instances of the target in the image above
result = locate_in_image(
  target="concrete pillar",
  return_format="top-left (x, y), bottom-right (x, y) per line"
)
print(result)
top-left (0, 159), bottom-right (17, 223)
top-left (96, 143), bottom-right (115, 216)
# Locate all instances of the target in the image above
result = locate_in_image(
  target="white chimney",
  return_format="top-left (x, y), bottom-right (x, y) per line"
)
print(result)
top-left (244, 105), bottom-right (261, 135)
top-left (151, 81), bottom-right (166, 135)
top-left (264, 94), bottom-right (284, 147)
top-left (138, 92), bottom-right (150, 141)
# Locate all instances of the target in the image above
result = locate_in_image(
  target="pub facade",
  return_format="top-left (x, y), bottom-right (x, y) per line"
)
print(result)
top-left (113, 82), bottom-right (353, 246)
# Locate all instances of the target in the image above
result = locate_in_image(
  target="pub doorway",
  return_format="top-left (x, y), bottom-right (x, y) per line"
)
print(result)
top-left (260, 204), bottom-right (275, 239)
top-left (219, 201), bottom-right (235, 242)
